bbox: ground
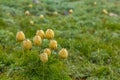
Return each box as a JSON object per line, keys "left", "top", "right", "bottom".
{"left": 0, "top": 0, "right": 120, "bottom": 80}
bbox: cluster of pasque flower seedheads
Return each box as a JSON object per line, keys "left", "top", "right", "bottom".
{"left": 25, "top": 7, "right": 73, "bottom": 20}
{"left": 16, "top": 29, "right": 68, "bottom": 63}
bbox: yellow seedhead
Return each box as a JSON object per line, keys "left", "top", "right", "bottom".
{"left": 39, "top": 15, "right": 44, "bottom": 19}
{"left": 69, "top": 9, "right": 73, "bottom": 14}
{"left": 53, "top": 11, "right": 58, "bottom": 15}
{"left": 93, "top": 2, "right": 97, "bottom": 6}
{"left": 30, "top": 20, "right": 34, "bottom": 25}
{"left": 44, "top": 48, "right": 51, "bottom": 56}
{"left": 40, "top": 53, "right": 48, "bottom": 63}
{"left": 16, "top": 31, "right": 25, "bottom": 42}
{"left": 59, "top": 48, "right": 68, "bottom": 59}
{"left": 33, "top": 36, "right": 42, "bottom": 46}
{"left": 36, "top": 30, "right": 45, "bottom": 39}
{"left": 45, "top": 29, "right": 54, "bottom": 39}
{"left": 28, "top": 4, "right": 33, "bottom": 8}
{"left": 23, "top": 39, "right": 32, "bottom": 50}
{"left": 25, "top": 10, "right": 30, "bottom": 15}
{"left": 49, "top": 40, "right": 57, "bottom": 50}
{"left": 102, "top": 9, "right": 108, "bottom": 15}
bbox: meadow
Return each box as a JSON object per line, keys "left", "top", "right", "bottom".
{"left": 0, "top": 0, "right": 120, "bottom": 80}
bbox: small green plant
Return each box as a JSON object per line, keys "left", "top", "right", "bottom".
{"left": 13, "top": 29, "right": 71, "bottom": 80}
{"left": 0, "top": 30, "right": 14, "bottom": 49}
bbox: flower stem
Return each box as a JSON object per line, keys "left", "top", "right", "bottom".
{"left": 21, "top": 42, "right": 24, "bottom": 59}
{"left": 43, "top": 62, "right": 44, "bottom": 80}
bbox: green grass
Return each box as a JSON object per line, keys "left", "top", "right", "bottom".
{"left": 0, "top": 0, "right": 120, "bottom": 80}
